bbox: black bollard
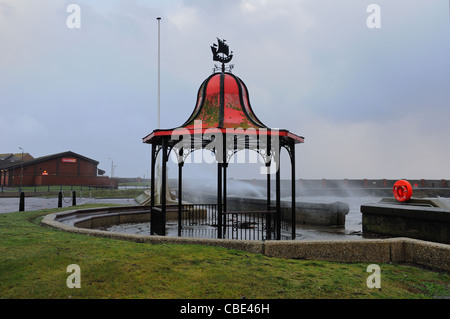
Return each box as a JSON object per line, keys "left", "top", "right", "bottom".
{"left": 72, "top": 191, "right": 76, "bottom": 206}
{"left": 58, "top": 191, "right": 63, "bottom": 208}
{"left": 19, "top": 192, "right": 25, "bottom": 212}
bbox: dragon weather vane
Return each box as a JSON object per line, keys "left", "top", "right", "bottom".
{"left": 211, "top": 38, "right": 234, "bottom": 73}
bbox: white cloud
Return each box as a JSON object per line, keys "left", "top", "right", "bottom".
{"left": 167, "top": 5, "right": 199, "bottom": 32}
{"left": 0, "top": 116, "right": 49, "bottom": 149}
{"left": 299, "top": 109, "right": 450, "bottom": 179}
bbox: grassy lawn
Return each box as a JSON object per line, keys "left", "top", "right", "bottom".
{"left": 0, "top": 205, "right": 449, "bottom": 299}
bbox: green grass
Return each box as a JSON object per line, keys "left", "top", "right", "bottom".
{"left": 0, "top": 205, "right": 449, "bottom": 299}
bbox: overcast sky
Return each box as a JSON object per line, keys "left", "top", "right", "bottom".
{"left": 1, "top": 0, "right": 449, "bottom": 180}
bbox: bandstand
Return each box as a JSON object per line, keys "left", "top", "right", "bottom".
{"left": 142, "top": 39, "right": 304, "bottom": 240}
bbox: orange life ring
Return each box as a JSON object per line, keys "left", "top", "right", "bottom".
{"left": 393, "top": 180, "right": 412, "bottom": 202}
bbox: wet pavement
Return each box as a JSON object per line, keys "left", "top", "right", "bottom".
{"left": 0, "top": 197, "right": 136, "bottom": 214}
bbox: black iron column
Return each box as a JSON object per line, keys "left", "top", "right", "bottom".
{"left": 150, "top": 143, "right": 156, "bottom": 208}
{"left": 276, "top": 148, "right": 281, "bottom": 240}
{"left": 223, "top": 163, "right": 227, "bottom": 213}
{"left": 222, "top": 162, "right": 228, "bottom": 237}
{"left": 150, "top": 142, "right": 157, "bottom": 235}
{"left": 266, "top": 134, "right": 272, "bottom": 240}
{"left": 266, "top": 166, "right": 271, "bottom": 210}
{"left": 291, "top": 142, "right": 296, "bottom": 240}
{"left": 161, "top": 137, "right": 168, "bottom": 236}
{"left": 218, "top": 71, "right": 225, "bottom": 128}
{"left": 178, "top": 160, "right": 183, "bottom": 237}
{"left": 222, "top": 136, "right": 227, "bottom": 237}
{"left": 217, "top": 57, "right": 225, "bottom": 239}
{"left": 217, "top": 161, "right": 223, "bottom": 239}
{"left": 266, "top": 161, "right": 271, "bottom": 240}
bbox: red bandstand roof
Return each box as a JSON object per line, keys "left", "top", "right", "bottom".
{"left": 143, "top": 71, "right": 304, "bottom": 145}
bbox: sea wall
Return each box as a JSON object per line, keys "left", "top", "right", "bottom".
{"left": 168, "top": 178, "right": 450, "bottom": 198}
{"left": 361, "top": 198, "right": 450, "bottom": 244}
{"left": 182, "top": 191, "right": 349, "bottom": 226}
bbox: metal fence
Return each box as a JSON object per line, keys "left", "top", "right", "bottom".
{"left": 180, "top": 204, "right": 218, "bottom": 228}
{"left": 174, "top": 203, "right": 293, "bottom": 240}
{"left": 0, "top": 185, "right": 115, "bottom": 193}
{"left": 223, "top": 211, "right": 277, "bottom": 240}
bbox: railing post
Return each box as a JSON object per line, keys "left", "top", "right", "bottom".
{"left": 19, "top": 192, "right": 25, "bottom": 211}
{"left": 58, "top": 191, "right": 63, "bottom": 208}
{"left": 72, "top": 191, "right": 76, "bottom": 206}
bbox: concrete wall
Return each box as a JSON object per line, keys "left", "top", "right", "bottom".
{"left": 42, "top": 209, "right": 450, "bottom": 272}
{"left": 167, "top": 178, "right": 450, "bottom": 198}
{"left": 361, "top": 198, "right": 450, "bottom": 244}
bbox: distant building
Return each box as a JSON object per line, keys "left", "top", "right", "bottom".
{"left": 0, "top": 151, "right": 117, "bottom": 188}
{"left": 0, "top": 153, "right": 34, "bottom": 165}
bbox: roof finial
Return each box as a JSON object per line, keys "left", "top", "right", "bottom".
{"left": 211, "top": 38, "right": 234, "bottom": 73}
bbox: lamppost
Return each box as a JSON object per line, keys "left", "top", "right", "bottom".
{"left": 108, "top": 157, "right": 114, "bottom": 178}
{"left": 107, "top": 157, "right": 114, "bottom": 189}
{"left": 157, "top": 17, "right": 161, "bottom": 129}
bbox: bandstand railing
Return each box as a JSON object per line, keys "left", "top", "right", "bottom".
{"left": 160, "top": 203, "right": 293, "bottom": 240}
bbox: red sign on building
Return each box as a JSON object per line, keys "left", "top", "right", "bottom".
{"left": 62, "top": 158, "right": 77, "bottom": 163}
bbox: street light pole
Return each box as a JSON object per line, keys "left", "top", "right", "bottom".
{"left": 108, "top": 157, "right": 114, "bottom": 178}
{"left": 157, "top": 17, "right": 161, "bottom": 129}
